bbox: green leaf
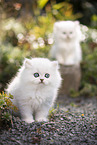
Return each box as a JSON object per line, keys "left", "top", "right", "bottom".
{"left": 38, "top": 0, "right": 49, "bottom": 9}
{"left": 9, "top": 94, "right": 14, "bottom": 99}
{"left": 0, "top": 99, "right": 5, "bottom": 107}
{"left": 52, "top": 2, "right": 64, "bottom": 10}
{"left": 92, "top": 15, "right": 97, "bottom": 21}
{"left": 2, "top": 112, "right": 11, "bottom": 120}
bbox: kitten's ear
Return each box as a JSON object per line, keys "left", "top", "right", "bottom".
{"left": 54, "top": 22, "right": 60, "bottom": 31}
{"left": 75, "top": 21, "right": 80, "bottom": 25}
{"left": 24, "top": 58, "right": 32, "bottom": 68}
{"left": 52, "top": 61, "right": 59, "bottom": 69}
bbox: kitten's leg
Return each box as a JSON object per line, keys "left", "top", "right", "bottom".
{"left": 64, "top": 55, "right": 75, "bottom": 65}
{"left": 19, "top": 104, "right": 34, "bottom": 123}
{"left": 56, "top": 54, "right": 65, "bottom": 65}
{"left": 35, "top": 104, "right": 50, "bottom": 122}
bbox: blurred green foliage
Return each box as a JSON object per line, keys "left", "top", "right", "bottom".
{"left": 80, "top": 41, "right": 97, "bottom": 97}
{"left": 0, "top": 0, "right": 97, "bottom": 97}
{"left": 0, "top": 92, "right": 18, "bottom": 129}
{"left": 0, "top": 44, "right": 29, "bottom": 91}
{"left": 0, "top": 0, "right": 97, "bottom": 130}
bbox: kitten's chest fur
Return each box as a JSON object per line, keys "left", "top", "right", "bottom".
{"left": 23, "top": 84, "right": 52, "bottom": 103}
{"left": 23, "top": 85, "right": 52, "bottom": 110}
{"left": 56, "top": 40, "right": 76, "bottom": 52}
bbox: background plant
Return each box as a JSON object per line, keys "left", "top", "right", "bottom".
{"left": 0, "top": 92, "right": 18, "bottom": 129}
{"left": 0, "top": 1, "right": 97, "bottom": 95}
{"left": 0, "top": 0, "right": 97, "bottom": 130}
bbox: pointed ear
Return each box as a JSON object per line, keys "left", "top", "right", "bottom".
{"left": 54, "top": 22, "right": 60, "bottom": 32}
{"left": 52, "top": 61, "right": 59, "bottom": 69}
{"left": 24, "top": 58, "right": 32, "bottom": 68}
{"left": 75, "top": 21, "right": 80, "bottom": 26}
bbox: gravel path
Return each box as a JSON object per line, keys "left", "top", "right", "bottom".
{"left": 0, "top": 96, "right": 97, "bottom": 145}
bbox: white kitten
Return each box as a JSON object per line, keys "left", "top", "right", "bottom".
{"left": 50, "top": 21, "right": 82, "bottom": 65}
{"left": 6, "top": 58, "right": 62, "bottom": 123}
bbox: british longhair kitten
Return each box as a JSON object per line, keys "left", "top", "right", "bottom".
{"left": 6, "top": 58, "right": 62, "bottom": 123}
{"left": 50, "top": 21, "right": 82, "bottom": 65}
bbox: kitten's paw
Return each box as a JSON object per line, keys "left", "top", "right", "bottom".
{"left": 36, "top": 117, "right": 48, "bottom": 122}
{"left": 64, "top": 60, "right": 75, "bottom": 66}
{"left": 22, "top": 118, "right": 34, "bottom": 123}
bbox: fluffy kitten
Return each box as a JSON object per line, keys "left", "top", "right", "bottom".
{"left": 6, "top": 58, "right": 62, "bottom": 123}
{"left": 50, "top": 21, "right": 82, "bottom": 65}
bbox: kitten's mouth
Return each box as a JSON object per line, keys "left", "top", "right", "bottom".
{"left": 39, "top": 82, "right": 44, "bottom": 84}
{"left": 39, "top": 81, "right": 45, "bottom": 84}
{"left": 39, "top": 82, "right": 45, "bottom": 86}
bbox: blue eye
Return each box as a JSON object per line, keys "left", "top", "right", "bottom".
{"left": 63, "top": 32, "right": 66, "bottom": 34}
{"left": 45, "top": 73, "right": 50, "bottom": 78}
{"left": 70, "top": 32, "right": 73, "bottom": 34}
{"left": 34, "top": 73, "right": 39, "bottom": 78}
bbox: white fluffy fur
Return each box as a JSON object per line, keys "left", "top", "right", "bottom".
{"left": 6, "top": 58, "right": 62, "bottom": 123}
{"left": 50, "top": 21, "right": 82, "bottom": 65}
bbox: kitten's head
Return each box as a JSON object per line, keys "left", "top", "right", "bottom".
{"left": 54, "top": 21, "right": 82, "bottom": 41}
{"left": 21, "top": 58, "right": 61, "bottom": 86}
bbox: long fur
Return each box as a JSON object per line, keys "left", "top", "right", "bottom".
{"left": 6, "top": 58, "right": 62, "bottom": 123}
{"left": 50, "top": 21, "right": 82, "bottom": 65}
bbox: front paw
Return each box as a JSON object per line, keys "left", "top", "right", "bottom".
{"left": 22, "top": 118, "right": 34, "bottom": 123}
{"left": 36, "top": 117, "right": 48, "bottom": 122}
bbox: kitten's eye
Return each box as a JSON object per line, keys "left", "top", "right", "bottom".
{"left": 45, "top": 73, "right": 50, "bottom": 78}
{"left": 63, "top": 32, "right": 66, "bottom": 34}
{"left": 70, "top": 32, "right": 73, "bottom": 34}
{"left": 34, "top": 73, "right": 39, "bottom": 78}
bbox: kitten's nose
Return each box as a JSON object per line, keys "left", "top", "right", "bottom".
{"left": 40, "top": 79, "right": 44, "bottom": 83}
{"left": 67, "top": 35, "right": 69, "bottom": 38}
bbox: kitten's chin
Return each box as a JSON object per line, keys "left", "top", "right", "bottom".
{"left": 39, "top": 82, "right": 45, "bottom": 85}
{"left": 32, "top": 81, "right": 49, "bottom": 86}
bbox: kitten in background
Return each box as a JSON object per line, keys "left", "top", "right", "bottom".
{"left": 50, "top": 21, "right": 82, "bottom": 66}
{"left": 6, "top": 58, "right": 62, "bottom": 123}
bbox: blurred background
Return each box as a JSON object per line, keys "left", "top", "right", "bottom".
{"left": 0, "top": 0, "right": 97, "bottom": 97}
